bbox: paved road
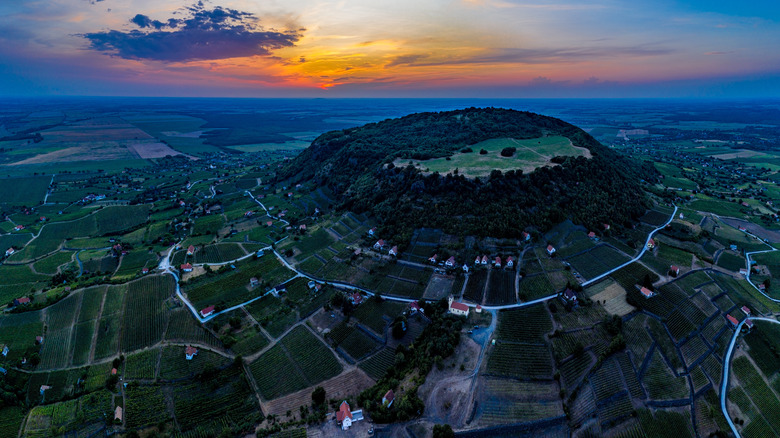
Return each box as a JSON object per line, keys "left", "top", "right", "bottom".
{"left": 581, "top": 205, "right": 678, "bottom": 287}
{"left": 721, "top": 316, "right": 780, "bottom": 438}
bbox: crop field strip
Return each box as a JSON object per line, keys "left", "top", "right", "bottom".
{"left": 121, "top": 275, "right": 175, "bottom": 352}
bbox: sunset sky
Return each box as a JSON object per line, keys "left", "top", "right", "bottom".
{"left": 1, "top": 0, "right": 779, "bottom": 97}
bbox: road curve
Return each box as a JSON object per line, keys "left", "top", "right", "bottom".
{"left": 720, "top": 316, "right": 780, "bottom": 438}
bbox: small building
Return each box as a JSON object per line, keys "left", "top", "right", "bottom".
{"left": 669, "top": 265, "right": 680, "bottom": 277}
{"left": 382, "top": 389, "right": 395, "bottom": 407}
{"left": 758, "top": 283, "right": 766, "bottom": 291}
{"left": 409, "top": 301, "right": 421, "bottom": 314}
{"left": 35, "top": 336, "right": 44, "bottom": 345}
{"left": 187, "top": 245, "right": 195, "bottom": 255}
{"left": 726, "top": 314, "right": 740, "bottom": 328}
{"left": 256, "top": 249, "right": 265, "bottom": 257}
{"left": 741, "top": 306, "right": 751, "bottom": 316}
{"left": 647, "top": 239, "right": 655, "bottom": 249}
{"left": 547, "top": 245, "right": 556, "bottom": 256}
{"left": 475, "top": 304, "right": 482, "bottom": 313}
{"left": 560, "top": 288, "right": 578, "bottom": 306}
{"left": 200, "top": 305, "right": 215, "bottom": 318}
{"left": 336, "top": 401, "right": 363, "bottom": 430}
{"left": 448, "top": 296, "right": 470, "bottom": 317}
{"left": 308, "top": 280, "right": 316, "bottom": 289}
{"left": 13, "top": 297, "right": 31, "bottom": 306}
{"left": 730, "top": 244, "right": 738, "bottom": 251}
{"left": 4, "top": 248, "right": 14, "bottom": 257}
{"left": 462, "top": 264, "right": 470, "bottom": 273}
{"left": 506, "top": 256, "right": 514, "bottom": 268}
{"left": 739, "top": 268, "right": 748, "bottom": 275}
{"left": 738, "top": 226, "right": 747, "bottom": 232}
{"left": 185, "top": 346, "right": 198, "bottom": 360}
{"left": 522, "top": 231, "right": 531, "bottom": 241}
{"left": 640, "top": 287, "right": 655, "bottom": 299}
{"left": 389, "top": 246, "right": 398, "bottom": 257}
{"left": 494, "top": 256, "right": 501, "bottom": 268}
{"left": 588, "top": 231, "right": 597, "bottom": 240}
{"left": 481, "top": 255, "right": 488, "bottom": 265}
{"left": 250, "top": 277, "right": 259, "bottom": 287}
{"left": 141, "top": 267, "right": 149, "bottom": 275}
{"left": 266, "top": 221, "right": 273, "bottom": 226}
{"left": 603, "top": 224, "right": 611, "bottom": 231}
{"left": 180, "top": 263, "right": 193, "bottom": 272}
{"left": 114, "top": 406, "right": 123, "bottom": 423}
{"left": 474, "top": 255, "right": 481, "bottom": 265}
{"left": 0, "top": 367, "right": 7, "bottom": 375}
{"left": 40, "top": 385, "right": 51, "bottom": 395}
{"left": 428, "top": 254, "right": 438, "bottom": 264}
{"left": 744, "top": 318, "right": 755, "bottom": 332}
{"left": 244, "top": 211, "right": 254, "bottom": 218}
{"left": 39, "top": 216, "right": 47, "bottom": 222}
{"left": 1, "top": 345, "right": 8, "bottom": 356}
{"left": 349, "top": 292, "right": 364, "bottom": 306}
{"left": 13, "top": 225, "right": 25, "bottom": 231}
{"left": 445, "top": 256, "right": 456, "bottom": 267}
{"left": 373, "top": 239, "right": 386, "bottom": 250}
{"left": 368, "top": 227, "right": 377, "bottom": 236}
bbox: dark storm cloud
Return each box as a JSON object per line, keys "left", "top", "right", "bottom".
{"left": 82, "top": 2, "right": 301, "bottom": 62}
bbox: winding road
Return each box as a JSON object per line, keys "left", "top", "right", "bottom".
{"left": 720, "top": 316, "right": 780, "bottom": 438}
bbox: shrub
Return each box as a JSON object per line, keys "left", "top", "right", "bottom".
{"left": 500, "top": 147, "right": 516, "bottom": 157}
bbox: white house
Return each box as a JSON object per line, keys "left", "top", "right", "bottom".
{"left": 373, "top": 239, "right": 386, "bottom": 250}
{"left": 547, "top": 245, "right": 556, "bottom": 256}
{"left": 389, "top": 246, "right": 398, "bottom": 256}
{"left": 445, "top": 256, "right": 456, "bottom": 267}
{"left": 336, "top": 401, "right": 363, "bottom": 430}
{"left": 506, "top": 256, "right": 514, "bottom": 268}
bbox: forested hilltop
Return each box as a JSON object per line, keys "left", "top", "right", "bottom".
{"left": 279, "top": 107, "right": 658, "bottom": 241}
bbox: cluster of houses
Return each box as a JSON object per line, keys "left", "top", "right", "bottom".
{"left": 726, "top": 305, "right": 755, "bottom": 332}
{"left": 472, "top": 255, "right": 515, "bottom": 269}
{"left": 78, "top": 193, "right": 106, "bottom": 205}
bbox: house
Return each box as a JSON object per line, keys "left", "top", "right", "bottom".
{"left": 35, "top": 336, "right": 44, "bottom": 345}
{"left": 374, "top": 239, "right": 386, "bottom": 250}
{"left": 481, "top": 255, "right": 488, "bottom": 265}
{"left": 603, "top": 224, "right": 611, "bottom": 231}
{"left": 744, "top": 318, "right": 755, "bottom": 332}
{"left": 14, "top": 297, "right": 31, "bottom": 306}
{"left": 244, "top": 211, "right": 254, "bottom": 218}
{"left": 462, "top": 264, "right": 470, "bottom": 273}
{"left": 758, "top": 283, "right": 766, "bottom": 291}
{"left": 382, "top": 389, "right": 395, "bottom": 407}
{"left": 738, "top": 226, "right": 747, "bottom": 232}
{"left": 308, "top": 280, "right": 316, "bottom": 289}
{"left": 200, "top": 305, "right": 215, "bottom": 318}
{"left": 287, "top": 192, "right": 293, "bottom": 198}
{"left": 266, "top": 221, "right": 273, "bottom": 226}
{"left": 494, "top": 256, "right": 501, "bottom": 268}
{"left": 187, "top": 245, "right": 195, "bottom": 256}
{"left": 726, "top": 314, "right": 740, "bottom": 328}
{"left": 336, "top": 401, "right": 363, "bottom": 430}
{"left": 13, "top": 225, "right": 24, "bottom": 231}
{"left": 522, "top": 231, "right": 531, "bottom": 241}
{"left": 588, "top": 231, "right": 597, "bottom": 240}
{"left": 669, "top": 265, "right": 680, "bottom": 277}
{"left": 741, "top": 202, "right": 750, "bottom": 207}
{"left": 250, "top": 277, "right": 259, "bottom": 287}
{"left": 741, "top": 306, "right": 751, "bottom": 316}
{"left": 646, "top": 238, "right": 656, "bottom": 249}
{"left": 1, "top": 345, "right": 8, "bottom": 356}
{"left": 560, "top": 288, "right": 578, "bottom": 306}
{"left": 730, "top": 244, "right": 738, "bottom": 251}
{"left": 506, "top": 256, "right": 514, "bottom": 268}
{"left": 409, "top": 301, "right": 421, "bottom": 314}
{"left": 39, "top": 385, "right": 51, "bottom": 395}
{"left": 4, "top": 248, "right": 14, "bottom": 257}
{"left": 114, "top": 406, "right": 123, "bottom": 423}
{"left": 739, "top": 268, "right": 748, "bottom": 275}
{"left": 185, "top": 346, "right": 198, "bottom": 360}
{"left": 474, "top": 255, "right": 481, "bottom": 265}
{"left": 180, "top": 263, "right": 193, "bottom": 272}
{"left": 111, "top": 368, "right": 117, "bottom": 375}
{"left": 429, "top": 254, "right": 438, "bottom": 264}
{"left": 256, "top": 250, "right": 265, "bottom": 257}
{"left": 389, "top": 246, "right": 398, "bottom": 257}
{"left": 368, "top": 227, "right": 377, "bottom": 236}
{"left": 141, "top": 267, "right": 149, "bottom": 275}
{"left": 640, "top": 287, "right": 655, "bottom": 299}
{"left": 178, "top": 200, "right": 186, "bottom": 207}
{"left": 547, "top": 245, "right": 556, "bottom": 256}
{"left": 299, "top": 224, "right": 307, "bottom": 231}
{"left": 349, "top": 292, "right": 364, "bottom": 306}
{"left": 445, "top": 256, "right": 456, "bottom": 267}
{"left": 448, "top": 296, "right": 470, "bottom": 316}
{"left": 476, "top": 304, "right": 482, "bottom": 313}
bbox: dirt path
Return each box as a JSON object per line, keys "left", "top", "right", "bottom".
{"left": 87, "top": 288, "right": 108, "bottom": 363}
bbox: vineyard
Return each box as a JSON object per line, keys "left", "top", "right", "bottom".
{"left": 496, "top": 304, "right": 552, "bottom": 342}
{"left": 732, "top": 356, "right": 780, "bottom": 435}
{"left": 249, "top": 344, "right": 309, "bottom": 400}
{"left": 358, "top": 347, "right": 396, "bottom": 380}
{"left": 125, "top": 384, "right": 169, "bottom": 428}
{"left": 121, "top": 275, "right": 174, "bottom": 352}
{"left": 485, "top": 270, "right": 516, "bottom": 305}
{"left": 159, "top": 346, "right": 231, "bottom": 381}
{"left": 165, "top": 307, "right": 222, "bottom": 349}
{"left": 190, "top": 243, "right": 248, "bottom": 264}
{"left": 125, "top": 348, "right": 160, "bottom": 379}
{"left": 351, "top": 298, "right": 405, "bottom": 334}
{"left": 486, "top": 343, "right": 553, "bottom": 379}
{"left": 328, "top": 323, "right": 381, "bottom": 361}
{"left": 463, "top": 270, "right": 487, "bottom": 303}
{"left": 518, "top": 273, "right": 555, "bottom": 301}
{"left": 280, "top": 326, "right": 343, "bottom": 384}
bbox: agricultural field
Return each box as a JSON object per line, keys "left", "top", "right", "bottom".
{"left": 485, "top": 270, "right": 516, "bottom": 305}
{"left": 0, "top": 175, "right": 51, "bottom": 206}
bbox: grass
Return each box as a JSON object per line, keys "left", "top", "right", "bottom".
{"left": 393, "top": 136, "right": 589, "bottom": 178}
{"left": 716, "top": 252, "right": 746, "bottom": 271}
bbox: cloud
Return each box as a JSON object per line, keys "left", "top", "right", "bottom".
{"left": 82, "top": 2, "right": 301, "bottom": 62}
{"left": 385, "top": 54, "right": 429, "bottom": 68}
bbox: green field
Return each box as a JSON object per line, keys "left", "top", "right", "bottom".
{"left": 393, "top": 136, "right": 589, "bottom": 178}
{"left": 0, "top": 175, "right": 51, "bottom": 206}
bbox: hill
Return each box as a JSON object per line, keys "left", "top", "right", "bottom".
{"left": 280, "top": 107, "right": 658, "bottom": 241}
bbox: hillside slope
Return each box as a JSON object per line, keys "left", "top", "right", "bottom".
{"left": 279, "top": 107, "right": 657, "bottom": 241}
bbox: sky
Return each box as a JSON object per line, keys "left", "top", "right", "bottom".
{"left": 1, "top": 0, "right": 779, "bottom": 98}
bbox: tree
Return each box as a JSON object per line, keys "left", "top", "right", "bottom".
{"left": 433, "top": 424, "right": 454, "bottom": 438}
{"left": 312, "top": 386, "right": 326, "bottom": 406}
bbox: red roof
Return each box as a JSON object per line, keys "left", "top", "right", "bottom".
{"left": 741, "top": 306, "right": 751, "bottom": 315}
{"left": 648, "top": 238, "right": 655, "bottom": 246}
{"left": 111, "top": 368, "right": 117, "bottom": 375}
{"left": 547, "top": 245, "right": 555, "bottom": 252}
{"left": 15, "top": 297, "right": 31, "bottom": 304}
{"left": 670, "top": 265, "right": 679, "bottom": 273}
{"left": 745, "top": 319, "right": 754, "bottom": 328}
{"left": 640, "top": 287, "right": 654, "bottom": 298}
{"left": 376, "top": 239, "right": 386, "bottom": 247}
{"left": 337, "top": 401, "right": 353, "bottom": 422}
{"left": 588, "top": 231, "right": 596, "bottom": 238}
{"left": 180, "top": 263, "right": 192, "bottom": 270}
{"left": 450, "top": 301, "right": 469, "bottom": 312}
{"left": 185, "top": 346, "right": 198, "bottom": 355}
{"left": 200, "top": 305, "right": 215, "bottom": 317}
{"left": 726, "top": 314, "right": 739, "bottom": 326}
{"left": 495, "top": 257, "right": 501, "bottom": 264}
{"left": 187, "top": 245, "right": 195, "bottom": 253}
{"left": 446, "top": 256, "right": 455, "bottom": 264}
{"left": 409, "top": 301, "right": 421, "bottom": 310}
{"left": 383, "top": 389, "right": 395, "bottom": 404}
